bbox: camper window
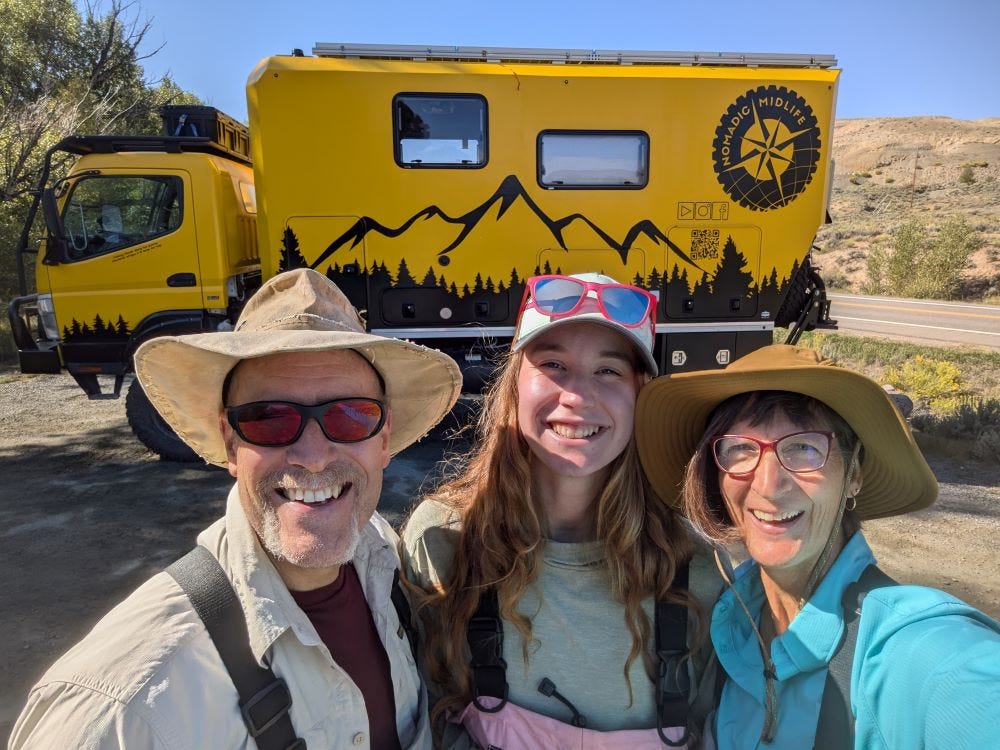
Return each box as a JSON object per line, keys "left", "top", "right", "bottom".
{"left": 393, "top": 93, "right": 487, "bottom": 168}
{"left": 537, "top": 131, "right": 649, "bottom": 188}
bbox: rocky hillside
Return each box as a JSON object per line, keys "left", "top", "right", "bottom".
{"left": 813, "top": 117, "right": 1000, "bottom": 297}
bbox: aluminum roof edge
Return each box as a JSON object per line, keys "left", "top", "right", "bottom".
{"left": 312, "top": 43, "right": 837, "bottom": 68}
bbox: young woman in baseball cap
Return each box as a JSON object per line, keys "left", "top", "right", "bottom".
{"left": 403, "top": 273, "right": 720, "bottom": 748}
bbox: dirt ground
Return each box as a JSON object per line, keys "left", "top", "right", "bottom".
{"left": 1, "top": 369, "right": 998, "bottom": 744}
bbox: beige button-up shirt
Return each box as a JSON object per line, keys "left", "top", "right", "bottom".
{"left": 9, "top": 485, "right": 431, "bottom": 749}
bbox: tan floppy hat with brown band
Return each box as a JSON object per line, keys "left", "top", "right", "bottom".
{"left": 134, "top": 268, "right": 462, "bottom": 466}
{"left": 635, "top": 344, "right": 937, "bottom": 520}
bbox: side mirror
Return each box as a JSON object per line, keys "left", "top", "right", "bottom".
{"left": 41, "top": 188, "right": 68, "bottom": 265}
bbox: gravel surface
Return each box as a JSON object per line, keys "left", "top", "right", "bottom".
{"left": 1, "top": 368, "right": 997, "bottom": 743}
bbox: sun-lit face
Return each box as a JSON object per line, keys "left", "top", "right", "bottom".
{"left": 222, "top": 349, "right": 390, "bottom": 590}
{"left": 516, "top": 322, "right": 644, "bottom": 492}
{"left": 718, "top": 411, "right": 860, "bottom": 584}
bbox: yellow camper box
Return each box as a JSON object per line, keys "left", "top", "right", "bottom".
{"left": 250, "top": 45, "right": 840, "bottom": 375}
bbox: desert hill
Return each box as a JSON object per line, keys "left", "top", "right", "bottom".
{"left": 813, "top": 117, "right": 1000, "bottom": 297}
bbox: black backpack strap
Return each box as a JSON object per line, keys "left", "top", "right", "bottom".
{"left": 391, "top": 568, "right": 418, "bottom": 658}
{"left": 655, "top": 562, "right": 691, "bottom": 747}
{"left": 466, "top": 587, "right": 508, "bottom": 712}
{"left": 813, "top": 564, "right": 897, "bottom": 750}
{"left": 166, "top": 546, "right": 306, "bottom": 750}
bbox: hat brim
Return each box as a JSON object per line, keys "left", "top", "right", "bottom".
{"left": 514, "top": 315, "right": 658, "bottom": 375}
{"left": 635, "top": 360, "right": 937, "bottom": 520}
{"left": 135, "top": 329, "right": 461, "bottom": 466}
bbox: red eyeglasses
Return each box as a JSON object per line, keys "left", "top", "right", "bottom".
{"left": 519, "top": 274, "right": 656, "bottom": 331}
{"left": 226, "top": 398, "right": 386, "bottom": 447}
{"left": 712, "top": 431, "right": 835, "bottom": 477}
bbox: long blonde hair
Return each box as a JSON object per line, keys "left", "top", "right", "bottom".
{"left": 412, "top": 349, "right": 698, "bottom": 717}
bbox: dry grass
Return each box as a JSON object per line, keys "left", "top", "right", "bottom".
{"left": 814, "top": 117, "right": 1000, "bottom": 299}
{"left": 793, "top": 329, "right": 1000, "bottom": 400}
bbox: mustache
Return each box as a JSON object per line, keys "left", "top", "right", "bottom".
{"left": 258, "top": 464, "right": 364, "bottom": 494}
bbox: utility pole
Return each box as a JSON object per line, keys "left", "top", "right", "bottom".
{"left": 909, "top": 149, "right": 920, "bottom": 210}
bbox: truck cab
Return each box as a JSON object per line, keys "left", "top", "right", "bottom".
{"left": 9, "top": 107, "right": 260, "bottom": 459}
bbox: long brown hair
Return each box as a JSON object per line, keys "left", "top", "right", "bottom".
{"left": 412, "top": 349, "right": 697, "bottom": 717}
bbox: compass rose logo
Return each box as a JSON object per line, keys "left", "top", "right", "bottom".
{"left": 712, "top": 85, "right": 821, "bottom": 211}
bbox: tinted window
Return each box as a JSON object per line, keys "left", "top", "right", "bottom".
{"left": 62, "top": 175, "right": 183, "bottom": 260}
{"left": 394, "top": 94, "right": 487, "bottom": 168}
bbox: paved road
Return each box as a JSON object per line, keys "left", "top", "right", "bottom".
{"left": 828, "top": 294, "right": 1000, "bottom": 349}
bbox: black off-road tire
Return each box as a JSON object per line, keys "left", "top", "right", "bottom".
{"left": 125, "top": 378, "right": 200, "bottom": 462}
{"left": 775, "top": 257, "right": 815, "bottom": 328}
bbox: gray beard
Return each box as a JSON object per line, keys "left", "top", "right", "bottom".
{"left": 258, "top": 504, "right": 361, "bottom": 569}
{"left": 254, "top": 464, "right": 365, "bottom": 569}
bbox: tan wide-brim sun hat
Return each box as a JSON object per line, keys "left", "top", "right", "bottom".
{"left": 635, "top": 344, "right": 937, "bottom": 520}
{"left": 134, "top": 268, "right": 462, "bottom": 466}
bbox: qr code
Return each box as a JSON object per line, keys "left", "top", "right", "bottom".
{"left": 690, "top": 229, "right": 720, "bottom": 261}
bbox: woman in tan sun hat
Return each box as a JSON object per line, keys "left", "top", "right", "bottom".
{"left": 401, "top": 273, "right": 722, "bottom": 748}
{"left": 635, "top": 343, "right": 1000, "bottom": 749}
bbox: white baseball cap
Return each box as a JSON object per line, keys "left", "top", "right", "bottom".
{"left": 512, "top": 272, "right": 658, "bottom": 375}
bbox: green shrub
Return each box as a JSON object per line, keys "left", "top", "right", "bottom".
{"left": 863, "top": 218, "right": 980, "bottom": 299}
{"left": 822, "top": 269, "right": 850, "bottom": 290}
{"left": 911, "top": 398, "right": 1000, "bottom": 461}
{"left": 976, "top": 429, "right": 1000, "bottom": 462}
{"left": 885, "top": 355, "right": 967, "bottom": 412}
{"left": 0, "top": 317, "right": 17, "bottom": 366}
{"left": 959, "top": 165, "right": 975, "bottom": 184}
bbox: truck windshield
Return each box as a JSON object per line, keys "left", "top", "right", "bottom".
{"left": 61, "top": 175, "right": 183, "bottom": 260}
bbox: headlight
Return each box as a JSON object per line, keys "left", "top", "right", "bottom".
{"left": 36, "top": 294, "right": 60, "bottom": 340}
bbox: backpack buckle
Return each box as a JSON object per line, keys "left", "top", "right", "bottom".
{"left": 241, "top": 678, "right": 293, "bottom": 738}
{"left": 657, "top": 649, "right": 690, "bottom": 701}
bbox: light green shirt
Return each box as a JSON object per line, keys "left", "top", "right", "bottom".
{"left": 401, "top": 498, "right": 723, "bottom": 733}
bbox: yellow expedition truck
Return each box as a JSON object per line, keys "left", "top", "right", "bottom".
{"left": 10, "top": 44, "right": 840, "bottom": 460}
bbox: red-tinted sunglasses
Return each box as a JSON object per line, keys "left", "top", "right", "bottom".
{"left": 226, "top": 398, "right": 386, "bottom": 447}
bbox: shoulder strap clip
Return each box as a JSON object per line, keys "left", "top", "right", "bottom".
{"left": 467, "top": 588, "right": 509, "bottom": 712}
{"left": 166, "top": 546, "right": 306, "bottom": 750}
{"left": 655, "top": 562, "right": 692, "bottom": 747}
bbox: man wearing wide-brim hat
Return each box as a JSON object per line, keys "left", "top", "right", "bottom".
{"left": 11, "top": 269, "right": 461, "bottom": 749}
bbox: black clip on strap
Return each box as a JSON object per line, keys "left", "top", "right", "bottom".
{"left": 167, "top": 545, "right": 306, "bottom": 750}
{"left": 467, "top": 588, "right": 508, "bottom": 712}
{"left": 655, "top": 562, "right": 691, "bottom": 747}
{"left": 391, "top": 569, "right": 418, "bottom": 658}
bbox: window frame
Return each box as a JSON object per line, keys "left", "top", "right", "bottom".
{"left": 536, "top": 129, "right": 650, "bottom": 190}
{"left": 59, "top": 174, "right": 185, "bottom": 262}
{"left": 392, "top": 92, "right": 489, "bottom": 170}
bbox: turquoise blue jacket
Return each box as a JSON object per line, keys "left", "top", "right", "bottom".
{"left": 711, "top": 532, "right": 1000, "bottom": 749}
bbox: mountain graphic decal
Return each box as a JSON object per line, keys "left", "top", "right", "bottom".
{"left": 309, "top": 175, "right": 707, "bottom": 272}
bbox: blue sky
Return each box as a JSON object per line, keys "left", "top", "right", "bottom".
{"left": 133, "top": 0, "right": 999, "bottom": 124}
